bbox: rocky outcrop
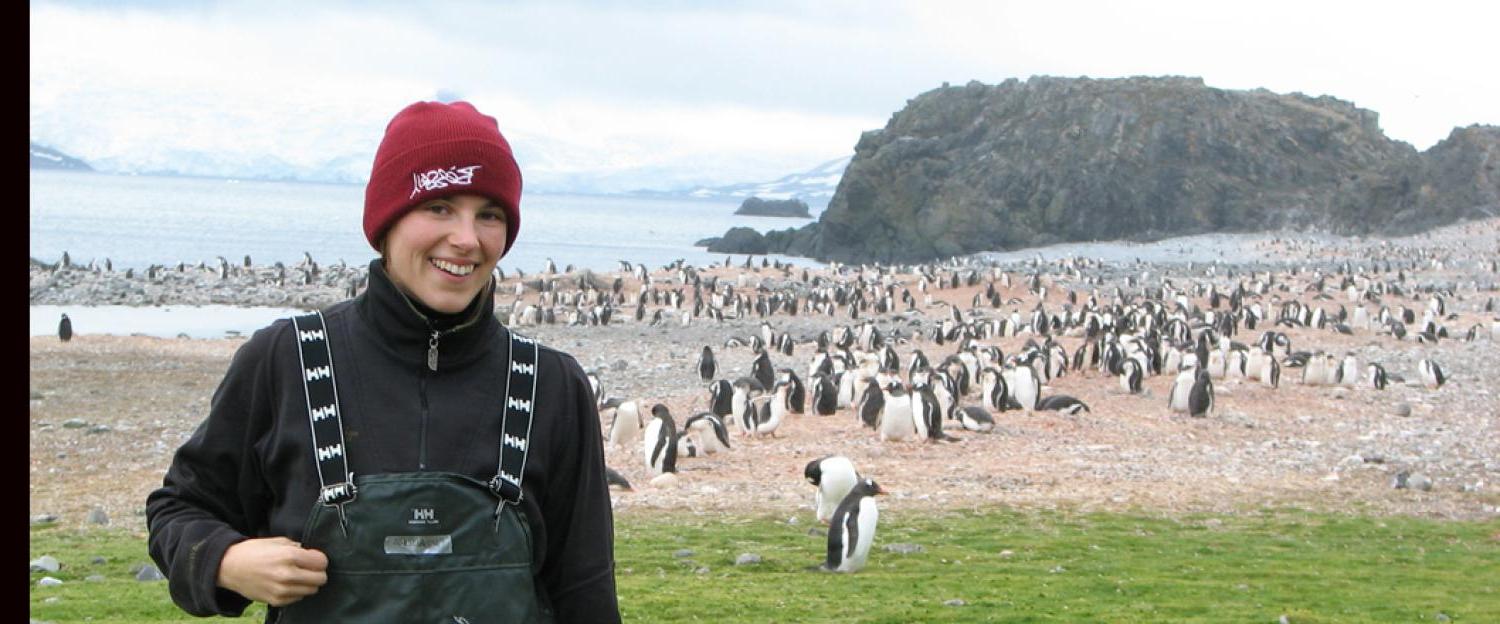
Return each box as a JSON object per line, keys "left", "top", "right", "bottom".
{"left": 30, "top": 142, "right": 93, "bottom": 171}
{"left": 704, "top": 227, "right": 769, "bottom": 254}
{"left": 734, "top": 197, "right": 811, "bottom": 218}
{"left": 733, "top": 76, "right": 1499, "bottom": 263}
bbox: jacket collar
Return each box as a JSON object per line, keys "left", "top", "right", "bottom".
{"left": 356, "top": 258, "right": 502, "bottom": 370}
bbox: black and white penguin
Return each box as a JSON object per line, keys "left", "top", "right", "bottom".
{"left": 752, "top": 351, "right": 775, "bottom": 391}
{"left": 604, "top": 466, "right": 633, "bottom": 490}
{"left": 823, "top": 477, "right": 885, "bottom": 573}
{"left": 750, "top": 382, "right": 790, "bottom": 437}
{"left": 1167, "top": 367, "right": 1196, "bottom": 414}
{"left": 910, "top": 385, "right": 956, "bottom": 442}
{"left": 606, "top": 400, "right": 643, "bottom": 449}
{"left": 1418, "top": 359, "right": 1446, "bottom": 389}
{"left": 708, "top": 379, "right": 734, "bottom": 417}
{"left": 57, "top": 314, "right": 72, "bottom": 342}
{"left": 1366, "top": 362, "right": 1389, "bottom": 390}
{"left": 779, "top": 369, "right": 806, "bottom": 413}
{"left": 804, "top": 455, "right": 859, "bottom": 525}
{"left": 1259, "top": 351, "right": 1281, "bottom": 388}
{"left": 1187, "top": 370, "right": 1214, "bottom": 417}
{"left": 683, "top": 412, "right": 732, "bottom": 455}
{"left": 855, "top": 379, "right": 884, "bottom": 429}
{"left": 729, "top": 377, "right": 763, "bottom": 432}
{"left": 1037, "top": 395, "right": 1091, "bottom": 415}
{"left": 1007, "top": 364, "right": 1040, "bottom": 412}
{"left": 1120, "top": 358, "right": 1144, "bottom": 394}
{"left": 979, "top": 367, "right": 1009, "bottom": 412}
{"left": 642, "top": 403, "right": 678, "bottom": 475}
{"left": 810, "top": 373, "right": 839, "bottom": 416}
{"left": 697, "top": 346, "right": 717, "bottom": 381}
{"left": 957, "top": 405, "right": 996, "bottom": 432}
{"left": 877, "top": 381, "right": 915, "bottom": 441}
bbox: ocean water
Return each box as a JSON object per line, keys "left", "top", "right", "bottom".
{"left": 28, "top": 169, "right": 819, "bottom": 274}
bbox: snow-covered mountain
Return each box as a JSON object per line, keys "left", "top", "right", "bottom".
{"left": 633, "top": 155, "right": 851, "bottom": 210}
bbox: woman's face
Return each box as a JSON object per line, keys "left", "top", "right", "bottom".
{"left": 383, "top": 193, "right": 508, "bottom": 314}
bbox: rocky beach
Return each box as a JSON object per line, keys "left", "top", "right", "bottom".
{"left": 29, "top": 219, "right": 1500, "bottom": 531}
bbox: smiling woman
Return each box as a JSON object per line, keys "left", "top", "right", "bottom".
{"left": 144, "top": 100, "right": 621, "bottom": 624}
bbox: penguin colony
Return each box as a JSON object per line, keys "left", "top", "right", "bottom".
{"left": 552, "top": 231, "right": 1495, "bottom": 572}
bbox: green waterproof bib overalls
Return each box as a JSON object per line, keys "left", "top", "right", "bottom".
{"left": 276, "top": 312, "right": 552, "bottom": 624}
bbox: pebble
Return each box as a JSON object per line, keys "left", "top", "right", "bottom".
{"left": 86, "top": 507, "right": 109, "bottom": 525}
{"left": 133, "top": 562, "right": 165, "bottom": 581}
{"left": 30, "top": 556, "right": 60, "bottom": 572}
{"left": 649, "top": 473, "right": 679, "bottom": 488}
{"left": 883, "top": 543, "right": 925, "bottom": 555}
{"left": 943, "top": 599, "right": 967, "bottom": 607}
{"left": 37, "top": 576, "right": 63, "bottom": 587}
{"left": 673, "top": 549, "right": 695, "bottom": 558}
{"left": 999, "top": 549, "right": 1015, "bottom": 558}
{"left": 694, "top": 566, "right": 711, "bottom": 574}
{"left": 85, "top": 574, "right": 106, "bottom": 582}
{"left": 734, "top": 553, "right": 762, "bottom": 566}
{"left": 87, "top": 425, "right": 113, "bottom": 434}
{"left": 1391, "top": 402, "right": 1412, "bottom": 417}
{"left": 62, "top": 419, "right": 87, "bottom": 429}
{"left": 30, "top": 514, "right": 58, "bottom": 526}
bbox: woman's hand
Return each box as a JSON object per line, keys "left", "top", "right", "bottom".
{"left": 217, "top": 536, "right": 329, "bottom": 607}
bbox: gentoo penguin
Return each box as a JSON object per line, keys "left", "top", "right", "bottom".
{"left": 823, "top": 478, "right": 886, "bottom": 573}
{"left": 752, "top": 351, "right": 775, "bottom": 391}
{"left": 1418, "top": 359, "right": 1446, "bottom": 389}
{"left": 1259, "top": 351, "right": 1281, "bottom": 388}
{"left": 877, "top": 381, "right": 916, "bottom": 441}
{"left": 606, "top": 400, "right": 643, "bottom": 449}
{"left": 804, "top": 455, "right": 859, "bottom": 525}
{"left": 683, "top": 412, "right": 732, "bottom": 455}
{"left": 1338, "top": 353, "right": 1359, "bottom": 387}
{"left": 697, "top": 346, "right": 717, "bottom": 381}
{"left": 708, "top": 379, "right": 734, "bottom": 417}
{"left": 586, "top": 371, "right": 605, "bottom": 408}
{"left": 1366, "top": 362, "right": 1389, "bottom": 390}
{"left": 1008, "top": 364, "right": 1040, "bottom": 412}
{"left": 855, "top": 380, "right": 884, "bottom": 429}
{"left": 729, "top": 378, "right": 763, "bottom": 432}
{"left": 810, "top": 374, "right": 839, "bottom": 416}
{"left": 57, "top": 314, "right": 72, "bottom": 342}
{"left": 910, "top": 385, "right": 956, "bottom": 442}
{"left": 779, "top": 369, "right": 806, "bottom": 413}
{"left": 751, "top": 382, "right": 790, "bottom": 437}
{"left": 1167, "top": 368, "right": 1196, "bottom": 414}
{"left": 604, "top": 466, "right": 633, "bottom": 490}
{"left": 642, "top": 404, "right": 678, "bottom": 475}
{"left": 1037, "top": 395, "right": 1091, "bottom": 414}
{"left": 957, "top": 406, "right": 996, "bottom": 432}
{"left": 979, "top": 367, "right": 1009, "bottom": 411}
{"left": 1187, "top": 370, "right": 1214, "bottom": 417}
{"left": 1120, "top": 358, "right": 1144, "bottom": 394}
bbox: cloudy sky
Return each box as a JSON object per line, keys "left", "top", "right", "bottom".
{"left": 29, "top": 0, "right": 1500, "bottom": 193}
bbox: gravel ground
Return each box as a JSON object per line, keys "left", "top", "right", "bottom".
{"left": 28, "top": 220, "right": 1500, "bottom": 529}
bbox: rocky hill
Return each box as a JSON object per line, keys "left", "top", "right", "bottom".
{"left": 734, "top": 197, "right": 811, "bottom": 218}
{"left": 30, "top": 142, "right": 93, "bottom": 171}
{"left": 717, "top": 76, "right": 1498, "bottom": 263}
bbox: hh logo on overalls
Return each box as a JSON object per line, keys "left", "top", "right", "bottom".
{"left": 409, "top": 507, "right": 439, "bottom": 525}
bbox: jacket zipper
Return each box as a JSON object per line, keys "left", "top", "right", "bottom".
{"left": 418, "top": 358, "right": 430, "bottom": 471}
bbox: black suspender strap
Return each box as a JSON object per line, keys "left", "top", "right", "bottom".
{"left": 490, "top": 330, "right": 539, "bottom": 510}
{"left": 291, "top": 312, "right": 356, "bottom": 533}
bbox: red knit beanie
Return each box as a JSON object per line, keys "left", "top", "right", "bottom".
{"left": 363, "top": 101, "right": 522, "bottom": 256}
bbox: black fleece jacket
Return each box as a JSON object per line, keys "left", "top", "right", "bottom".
{"left": 146, "top": 259, "right": 620, "bottom": 623}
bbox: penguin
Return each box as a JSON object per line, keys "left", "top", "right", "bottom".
{"left": 876, "top": 381, "right": 916, "bottom": 441}
{"left": 752, "top": 350, "right": 775, "bottom": 391}
{"left": 779, "top": 369, "right": 806, "bottom": 413}
{"left": 683, "top": 412, "right": 732, "bottom": 455}
{"left": 1259, "top": 351, "right": 1281, "bottom": 388}
{"left": 1037, "top": 395, "right": 1091, "bottom": 414}
{"left": 822, "top": 478, "right": 885, "bottom": 573}
{"left": 910, "top": 384, "right": 956, "bottom": 442}
{"left": 641, "top": 403, "right": 677, "bottom": 475}
{"left": 1187, "top": 369, "right": 1214, "bottom": 417}
{"left": 604, "top": 466, "right": 633, "bottom": 490}
{"left": 1366, "top": 362, "right": 1389, "bottom": 390}
{"left": 1418, "top": 359, "right": 1446, "bottom": 389}
{"left": 979, "top": 367, "right": 1009, "bottom": 411}
{"left": 57, "top": 314, "right": 73, "bottom": 342}
{"left": 1167, "top": 368, "right": 1196, "bottom": 414}
{"left": 1120, "top": 358, "right": 1144, "bottom": 394}
{"left": 810, "top": 374, "right": 839, "bottom": 416}
{"left": 729, "top": 378, "right": 763, "bottom": 432}
{"left": 1008, "top": 364, "right": 1040, "bottom": 412}
{"left": 708, "top": 379, "right": 734, "bottom": 418}
{"left": 697, "top": 346, "right": 717, "bottom": 381}
{"left": 855, "top": 379, "right": 884, "bottom": 429}
{"left": 804, "top": 455, "right": 859, "bottom": 525}
{"left": 751, "top": 382, "right": 790, "bottom": 437}
{"left": 957, "top": 405, "right": 996, "bottom": 432}
{"left": 606, "top": 400, "right": 643, "bottom": 449}
{"left": 1338, "top": 353, "right": 1359, "bottom": 387}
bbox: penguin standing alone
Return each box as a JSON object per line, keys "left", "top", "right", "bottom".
{"left": 822, "top": 478, "right": 886, "bottom": 573}
{"left": 57, "top": 314, "right": 73, "bottom": 342}
{"left": 1418, "top": 359, "right": 1446, "bottom": 389}
{"left": 697, "top": 346, "right": 717, "bottom": 381}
